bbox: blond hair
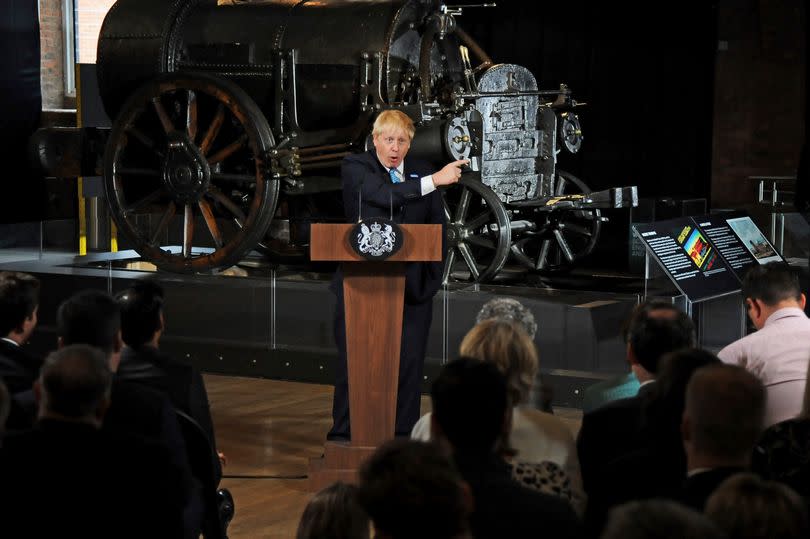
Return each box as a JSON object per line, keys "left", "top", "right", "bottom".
{"left": 459, "top": 319, "right": 539, "bottom": 405}
{"left": 372, "top": 110, "right": 415, "bottom": 140}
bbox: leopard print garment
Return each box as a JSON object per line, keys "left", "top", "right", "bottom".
{"left": 505, "top": 458, "right": 584, "bottom": 514}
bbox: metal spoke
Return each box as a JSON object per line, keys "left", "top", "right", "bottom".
{"left": 455, "top": 187, "right": 471, "bottom": 222}
{"left": 466, "top": 235, "right": 496, "bottom": 249}
{"left": 555, "top": 175, "right": 566, "bottom": 196}
{"left": 554, "top": 229, "right": 575, "bottom": 262}
{"left": 186, "top": 90, "right": 198, "bottom": 142}
{"left": 152, "top": 98, "right": 175, "bottom": 134}
{"left": 211, "top": 173, "right": 257, "bottom": 183}
{"left": 183, "top": 204, "right": 195, "bottom": 258}
{"left": 464, "top": 210, "right": 492, "bottom": 231}
{"left": 117, "top": 167, "right": 161, "bottom": 178}
{"left": 442, "top": 248, "right": 457, "bottom": 284}
{"left": 535, "top": 239, "right": 552, "bottom": 270}
{"left": 126, "top": 127, "right": 164, "bottom": 159}
{"left": 563, "top": 222, "right": 593, "bottom": 237}
{"left": 458, "top": 243, "right": 480, "bottom": 281}
{"left": 149, "top": 202, "right": 176, "bottom": 246}
{"left": 441, "top": 196, "right": 452, "bottom": 223}
{"left": 123, "top": 189, "right": 163, "bottom": 215}
{"left": 208, "top": 135, "right": 247, "bottom": 165}
{"left": 200, "top": 104, "right": 225, "bottom": 156}
{"left": 198, "top": 199, "right": 223, "bottom": 249}
{"left": 206, "top": 188, "right": 246, "bottom": 223}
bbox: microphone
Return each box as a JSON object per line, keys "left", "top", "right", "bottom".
{"left": 357, "top": 176, "right": 364, "bottom": 223}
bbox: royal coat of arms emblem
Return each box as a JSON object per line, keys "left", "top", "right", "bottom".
{"left": 349, "top": 218, "right": 403, "bottom": 260}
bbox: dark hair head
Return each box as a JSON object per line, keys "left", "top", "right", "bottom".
{"left": 0, "top": 271, "right": 40, "bottom": 336}
{"left": 357, "top": 439, "right": 468, "bottom": 539}
{"left": 602, "top": 499, "right": 724, "bottom": 539}
{"left": 39, "top": 344, "right": 112, "bottom": 419}
{"left": 626, "top": 303, "right": 695, "bottom": 374}
{"left": 706, "top": 473, "right": 809, "bottom": 539}
{"left": 56, "top": 290, "right": 121, "bottom": 355}
{"left": 431, "top": 357, "right": 508, "bottom": 455}
{"left": 742, "top": 262, "right": 801, "bottom": 306}
{"left": 685, "top": 364, "right": 766, "bottom": 459}
{"left": 296, "top": 482, "right": 369, "bottom": 539}
{"left": 116, "top": 281, "right": 165, "bottom": 348}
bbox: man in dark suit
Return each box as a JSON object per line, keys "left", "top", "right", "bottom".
{"left": 680, "top": 363, "right": 766, "bottom": 511}
{"left": 329, "top": 109, "right": 467, "bottom": 440}
{"left": 0, "top": 344, "right": 185, "bottom": 538}
{"left": 577, "top": 301, "right": 695, "bottom": 495}
{"left": 0, "top": 271, "right": 42, "bottom": 395}
{"left": 115, "top": 280, "right": 223, "bottom": 483}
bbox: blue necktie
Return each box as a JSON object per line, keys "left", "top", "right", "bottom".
{"left": 389, "top": 168, "right": 401, "bottom": 184}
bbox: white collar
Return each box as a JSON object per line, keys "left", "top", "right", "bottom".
{"left": 1, "top": 337, "right": 20, "bottom": 347}
{"left": 377, "top": 155, "right": 404, "bottom": 176}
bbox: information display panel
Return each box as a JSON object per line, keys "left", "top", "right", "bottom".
{"left": 634, "top": 217, "right": 740, "bottom": 301}
{"left": 696, "top": 213, "right": 785, "bottom": 281}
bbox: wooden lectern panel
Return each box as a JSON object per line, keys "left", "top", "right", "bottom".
{"left": 310, "top": 223, "right": 442, "bottom": 262}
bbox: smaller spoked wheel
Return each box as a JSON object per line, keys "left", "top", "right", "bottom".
{"left": 441, "top": 178, "right": 511, "bottom": 283}
{"left": 509, "top": 170, "right": 601, "bottom": 273}
{"left": 103, "top": 72, "right": 278, "bottom": 273}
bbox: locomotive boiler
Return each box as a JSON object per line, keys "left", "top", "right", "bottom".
{"left": 33, "top": 0, "right": 637, "bottom": 281}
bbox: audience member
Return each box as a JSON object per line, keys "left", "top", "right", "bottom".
{"left": 577, "top": 301, "right": 694, "bottom": 494}
{"left": 358, "top": 439, "right": 471, "bottom": 539}
{"left": 430, "top": 358, "right": 582, "bottom": 539}
{"left": 719, "top": 262, "right": 810, "bottom": 427}
{"left": 680, "top": 364, "right": 766, "bottom": 511}
{"left": 600, "top": 500, "right": 724, "bottom": 539}
{"left": 705, "top": 473, "right": 809, "bottom": 539}
{"left": 751, "top": 358, "right": 810, "bottom": 501}
{"left": 297, "top": 482, "right": 370, "bottom": 539}
{"left": 0, "top": 345, "right": 185, "bottom": 537}
{"left": 115, "top": 280, "right": 223, "bottom": 481}
{"left": 412, "top": 319, "right": 583, "bottom": 508}
{"left": 57, "top": 289, "right": 201, "bottom": 537}
{"left": 0, "top": 271, "right": 42, "bottom": 394}
{"left": 474, "top": 297, "right": 554, "bottom": 412}
{"left": 584, "top": 348, "right": 720, "bottom": 534}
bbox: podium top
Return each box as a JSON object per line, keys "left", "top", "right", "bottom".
{"left": 310, "top": 223, "right": 443, "bottom": 262}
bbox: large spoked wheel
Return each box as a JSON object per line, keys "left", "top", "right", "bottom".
{"left": 510, "top": 170, "right": 601, "bottom": 273}
{"left": 103, "top": 73, "right": 278, "bottom": 273}
{"left": 442, "top": 178, "right": 511, "bottom": 283}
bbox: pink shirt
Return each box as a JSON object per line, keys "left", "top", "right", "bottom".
{"left": 718, "top": 307, "right": 810, "bottom": 428}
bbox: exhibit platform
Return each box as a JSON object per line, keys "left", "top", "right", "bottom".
{"left": 0, "top": 243, "right": 671, "bottom": 408}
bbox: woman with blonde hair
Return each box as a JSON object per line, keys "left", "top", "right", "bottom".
{"left": 411, "top": 319, "right": 584, "bottom": 511}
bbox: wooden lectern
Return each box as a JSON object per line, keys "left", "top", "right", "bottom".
{"left": 307, "top": 223, "right": 443, "bottom": 492}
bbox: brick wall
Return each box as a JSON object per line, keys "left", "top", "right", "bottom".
{"left": 711, "top": 0, "right": 806, "bottom": 209}
{"left": 76, "top": 0, "right": 116, "bottom": 63}
{"left": 39, "top": 0, "right": 65, "bottom": 109}
{"left": 39, "top": 0, "right": 116, "bottom": 109}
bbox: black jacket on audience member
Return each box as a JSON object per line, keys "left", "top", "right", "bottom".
{"left": 0, "top": 339, "right": 42, "bottom": 394}
{"left": 457, "top": 454, "right": 583, "bottom": 539}
{"left": 117, "top": 344, "right": 221, "bottom": 483}
{"left": 576, "top": 382, "right": 657, "bottom": 493}
{"left": 680, "top": 466, "right": 745, "bottom": 511}
{"left": 0, "top": 419, "right": 186, "bottom": 538}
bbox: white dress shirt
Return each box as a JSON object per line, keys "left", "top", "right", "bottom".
{"left": 381, "top": 159, "right": 435, "bottom": 196}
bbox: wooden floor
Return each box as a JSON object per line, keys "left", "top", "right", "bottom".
{"left": 207, "top": 374, "right": 583, "bottom": 538}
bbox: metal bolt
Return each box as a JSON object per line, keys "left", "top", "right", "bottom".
{"left": 285, "top": 362, "right": 290, "bottom": 367}
{"left": 218, "top": 356, "right": 223, "bottom": 360}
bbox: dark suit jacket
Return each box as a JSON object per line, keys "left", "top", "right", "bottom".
{"left": 0, "top": 419, "right": 186, "bottom": 538}
{"left": 576, "top": 382, "right": 657, "bottom": 494}
{"left": 117, "top": 344, "right": 221, "bottom": 483}
{"left": 456, "top": 454, "right": 583, "bottom": 539}
{"left": 337, "top": 148, "right": 445, "bottom": 304}
{"left": 0, "top": 339, "right": 42, "bottom": 394}
{"left": 680, "top": 466, "right": 745, "bottom": 511}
